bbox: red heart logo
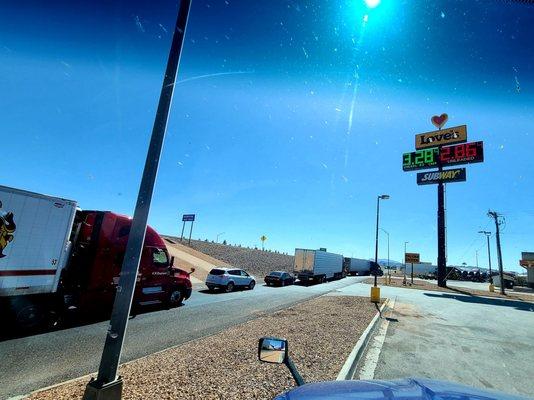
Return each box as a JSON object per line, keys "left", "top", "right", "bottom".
{"left": 431, "top": 113, "right": 448, "bottom": 129}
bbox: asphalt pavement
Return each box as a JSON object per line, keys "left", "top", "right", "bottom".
{"left": 339, "top": 283, "right": 534, "bottom": 397}
{"left": 0, "top": 277, "right": 364, "bottom": 399}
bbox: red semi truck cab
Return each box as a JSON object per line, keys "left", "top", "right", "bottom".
{"left": 0, "top": 185, "right": 191, "bottom": 331}
{"left": 62, "top": 210, "right": 192, "bottom": 315}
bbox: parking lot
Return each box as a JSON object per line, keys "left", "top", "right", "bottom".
{"left": 342, "top": 283, "right": 534, "bottom": 397}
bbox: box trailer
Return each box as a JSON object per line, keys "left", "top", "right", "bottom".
{"left": 294, "top": 248, "right": 344, "bottom": 283}
{"left": 343, "top": 257, "right": 373, "bottom": 276}
{"left": 0, "top": 185, "right": 193, "bottom": 331}
{"left": 0, "top": 186, "right": 77, "bottom": 297}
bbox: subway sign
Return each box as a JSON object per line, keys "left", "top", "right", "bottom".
{"left": 417, "top": 168, "right": 466, "bottom": 185}
{"left": 415, "top": 125, "right": 467, "bottom": 150}
{"left": 403, "top": 141, "right": 484, "bottom": 171}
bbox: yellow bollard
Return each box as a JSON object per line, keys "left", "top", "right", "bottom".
{"left": 489, "top": 283, "right": 495, "bottom": 292}
{"left": 370, "top": 286, "right": 380, "bottom": 303}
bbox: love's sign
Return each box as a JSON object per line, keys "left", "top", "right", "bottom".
{"left": 431, "top": 113, "right": 448, "bottom": 129}
{"left": 415, "top": 125, "right": 467, "bottom": 150}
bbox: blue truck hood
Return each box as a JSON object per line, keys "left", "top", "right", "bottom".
{"left": 274, "top": 378, "right": 531, "bottom": 400}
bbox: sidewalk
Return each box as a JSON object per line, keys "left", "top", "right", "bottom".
{"left": 346, "top": 282, "right": 534, "bottom": 397}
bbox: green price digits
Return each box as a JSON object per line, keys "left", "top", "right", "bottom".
{"left": 402, "top": 148, "right": 439, "bottom": 171}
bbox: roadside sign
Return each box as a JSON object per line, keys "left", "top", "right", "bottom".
{"left": 403, "top": 141, "right": 484, "bottom": 172}
{"left": 521, "top": 252, "right": 534, "bottom": 261}
{"left": 417, "top": 168, "right": 466, "bottom": 185}
{"left": 439, "top": 141, "right": 484, "bottom": 167}
{"left": 182, "top": 214, "right": 195, "bottom": 222}
{"left": 402, "top": 148, "right": 440, "bottom": 171}
{"left": 415, "top": 125, "right": 467, "bottom": 150}
{"left": 520, "top": 260, "right": 534, "bottom": 267}
{"left": 405, "top": 253, "right": 420, "bottom": 263}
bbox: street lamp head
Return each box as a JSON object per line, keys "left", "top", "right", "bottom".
{"left": 379, "top": 194, "right": 390, "bottom": 200}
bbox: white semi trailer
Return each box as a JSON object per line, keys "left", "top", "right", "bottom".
{"left": 294, "top": 248, "right": 344, "bottom": 284}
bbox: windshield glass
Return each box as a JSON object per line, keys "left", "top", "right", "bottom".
{"left": 1, "top": 1, "right": 533, "bottom": 400}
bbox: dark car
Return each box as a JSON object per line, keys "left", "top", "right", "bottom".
{"left": 264, "top": 271, "right": 295, "bottom": 287}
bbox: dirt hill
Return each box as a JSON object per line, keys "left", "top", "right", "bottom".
{"left": 163, "top": 237, "right": 294, "bottom": 278}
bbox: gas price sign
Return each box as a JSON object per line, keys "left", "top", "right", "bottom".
{"left": 402, "top": 141, "right": 484, "bottom": 171}
{"left": 440, "top": 141, "right": 484, "bottom": 167}
{"left": 402, "top": 148, "right": 439, "bottom": 171}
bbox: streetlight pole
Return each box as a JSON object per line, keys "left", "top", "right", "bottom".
{"left": 374, "top": 195, "right": 390, "bottom": 287}
{"left": 82, "top": 1, "right": 192, "bottom": 399}
{"left": 479, "top": 231, "right": 493, "bottom": 285}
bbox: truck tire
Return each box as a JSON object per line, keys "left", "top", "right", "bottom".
{"left": 225, "top": 282, "right": 235, "bottom": 293}
{"left": 11, "top": 297, "right": 48, "bottom": 331}
{"left": 322, "top": 276, "right": 327, "bottom": 284}
{"left": 167, "top": 289, "right": 184, "bottom": 308}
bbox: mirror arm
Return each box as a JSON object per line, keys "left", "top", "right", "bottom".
{"left": 284, "top": 356, "right": 305, "bottom": 386}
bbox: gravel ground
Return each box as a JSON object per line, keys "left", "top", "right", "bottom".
{"left": 365, "top": 277, "right": 534, "bottom": 303}
{"left": 28, "top": 296, "right": 377, "bottom": 400}
{"left": 166, "top": 237, "right": 295, "bottom": 278}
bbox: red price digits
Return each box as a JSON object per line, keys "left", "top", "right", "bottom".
{"left": 440, "top": 146, "right": 451, "bottom": 163}
{"left": 466, "top": 143, "right": 477, "bottom": 157}
{"left": 454, "top": 144, "right": 465, "bottom": 159}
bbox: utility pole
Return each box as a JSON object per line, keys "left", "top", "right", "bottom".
{"left": 83, "top": 2, "right": 192, "bottom": 399}
{"left": 488, "top": 211, "right": 505, "bottom": 295}
{"left": 475, "top": 250, "right": 478, "bottom": 269}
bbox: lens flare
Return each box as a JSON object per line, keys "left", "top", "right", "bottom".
{"left": 364, "top": 0, "right": 381, "bottom": 8}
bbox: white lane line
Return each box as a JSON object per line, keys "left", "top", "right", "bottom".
{"left": 357, "top": 297, "right": 396, "bottom": 380}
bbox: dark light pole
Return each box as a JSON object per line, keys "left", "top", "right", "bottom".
{"left": 83, "top": 2, "right": 192, "bottom": 399}
{"left": 479, "top": 230, "right": 492, "bottom": 284}
{"left": 374, "top": 194, "right": 390, "bottom": 287}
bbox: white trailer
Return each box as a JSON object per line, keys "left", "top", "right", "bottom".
{"left": 294, "top": 248, "right": 344, "bottom": 283}
{"left": 0, "top": 185, "right": 77, "bottom": 297}
{"left": 343, "top": 257, "right": 372, "bottom": 275}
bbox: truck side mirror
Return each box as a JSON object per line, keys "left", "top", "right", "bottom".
{"left": 170, "top": 256, "right": 175, "bottom": 267}
{"left": 258, "top": 337, "right": 288, "bottom": 364}
{"left": 258, "top": 337, "right": 305, "bottom": 386}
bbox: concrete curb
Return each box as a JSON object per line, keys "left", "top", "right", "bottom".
{"left": 336, "top": 298, "right": 389, "bottom": 381}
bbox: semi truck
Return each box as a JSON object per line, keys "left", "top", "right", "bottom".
{"left": 0, "top": 185, "right": 193, "bottom": 331}
{"left": 343, "top": 257, "right": 374, "bottom": 276}
{"left": 294, "top": 248, "right": 344, "bottom": 283}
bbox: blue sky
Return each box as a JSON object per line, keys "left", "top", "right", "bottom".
{"left": 1, "top": 0, "right": 533, "bottom": 271}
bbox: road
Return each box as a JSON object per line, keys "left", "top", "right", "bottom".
{"left": 0, "top": 277, "right": 363, "bottom": 399}
{"left": 341, "top": 283, "right": 534, "bottom": 397}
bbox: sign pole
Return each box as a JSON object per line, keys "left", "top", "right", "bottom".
{"left": 82, "top": 2, "right": 192, "bottom": 399}
{"left": 188, "top": 220, "right": 194, "bottom": 245}
{"left": 437, "top": 178, "right": 447, "bottom": 287}
{"left": 436, "top": 123, "right": 447, "bottom": 288}
{"left": 180, "top": 220, "right": 185, "bottom": 242}
{"left": 411, "top": 262, "right": 414, "bottom": 284}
